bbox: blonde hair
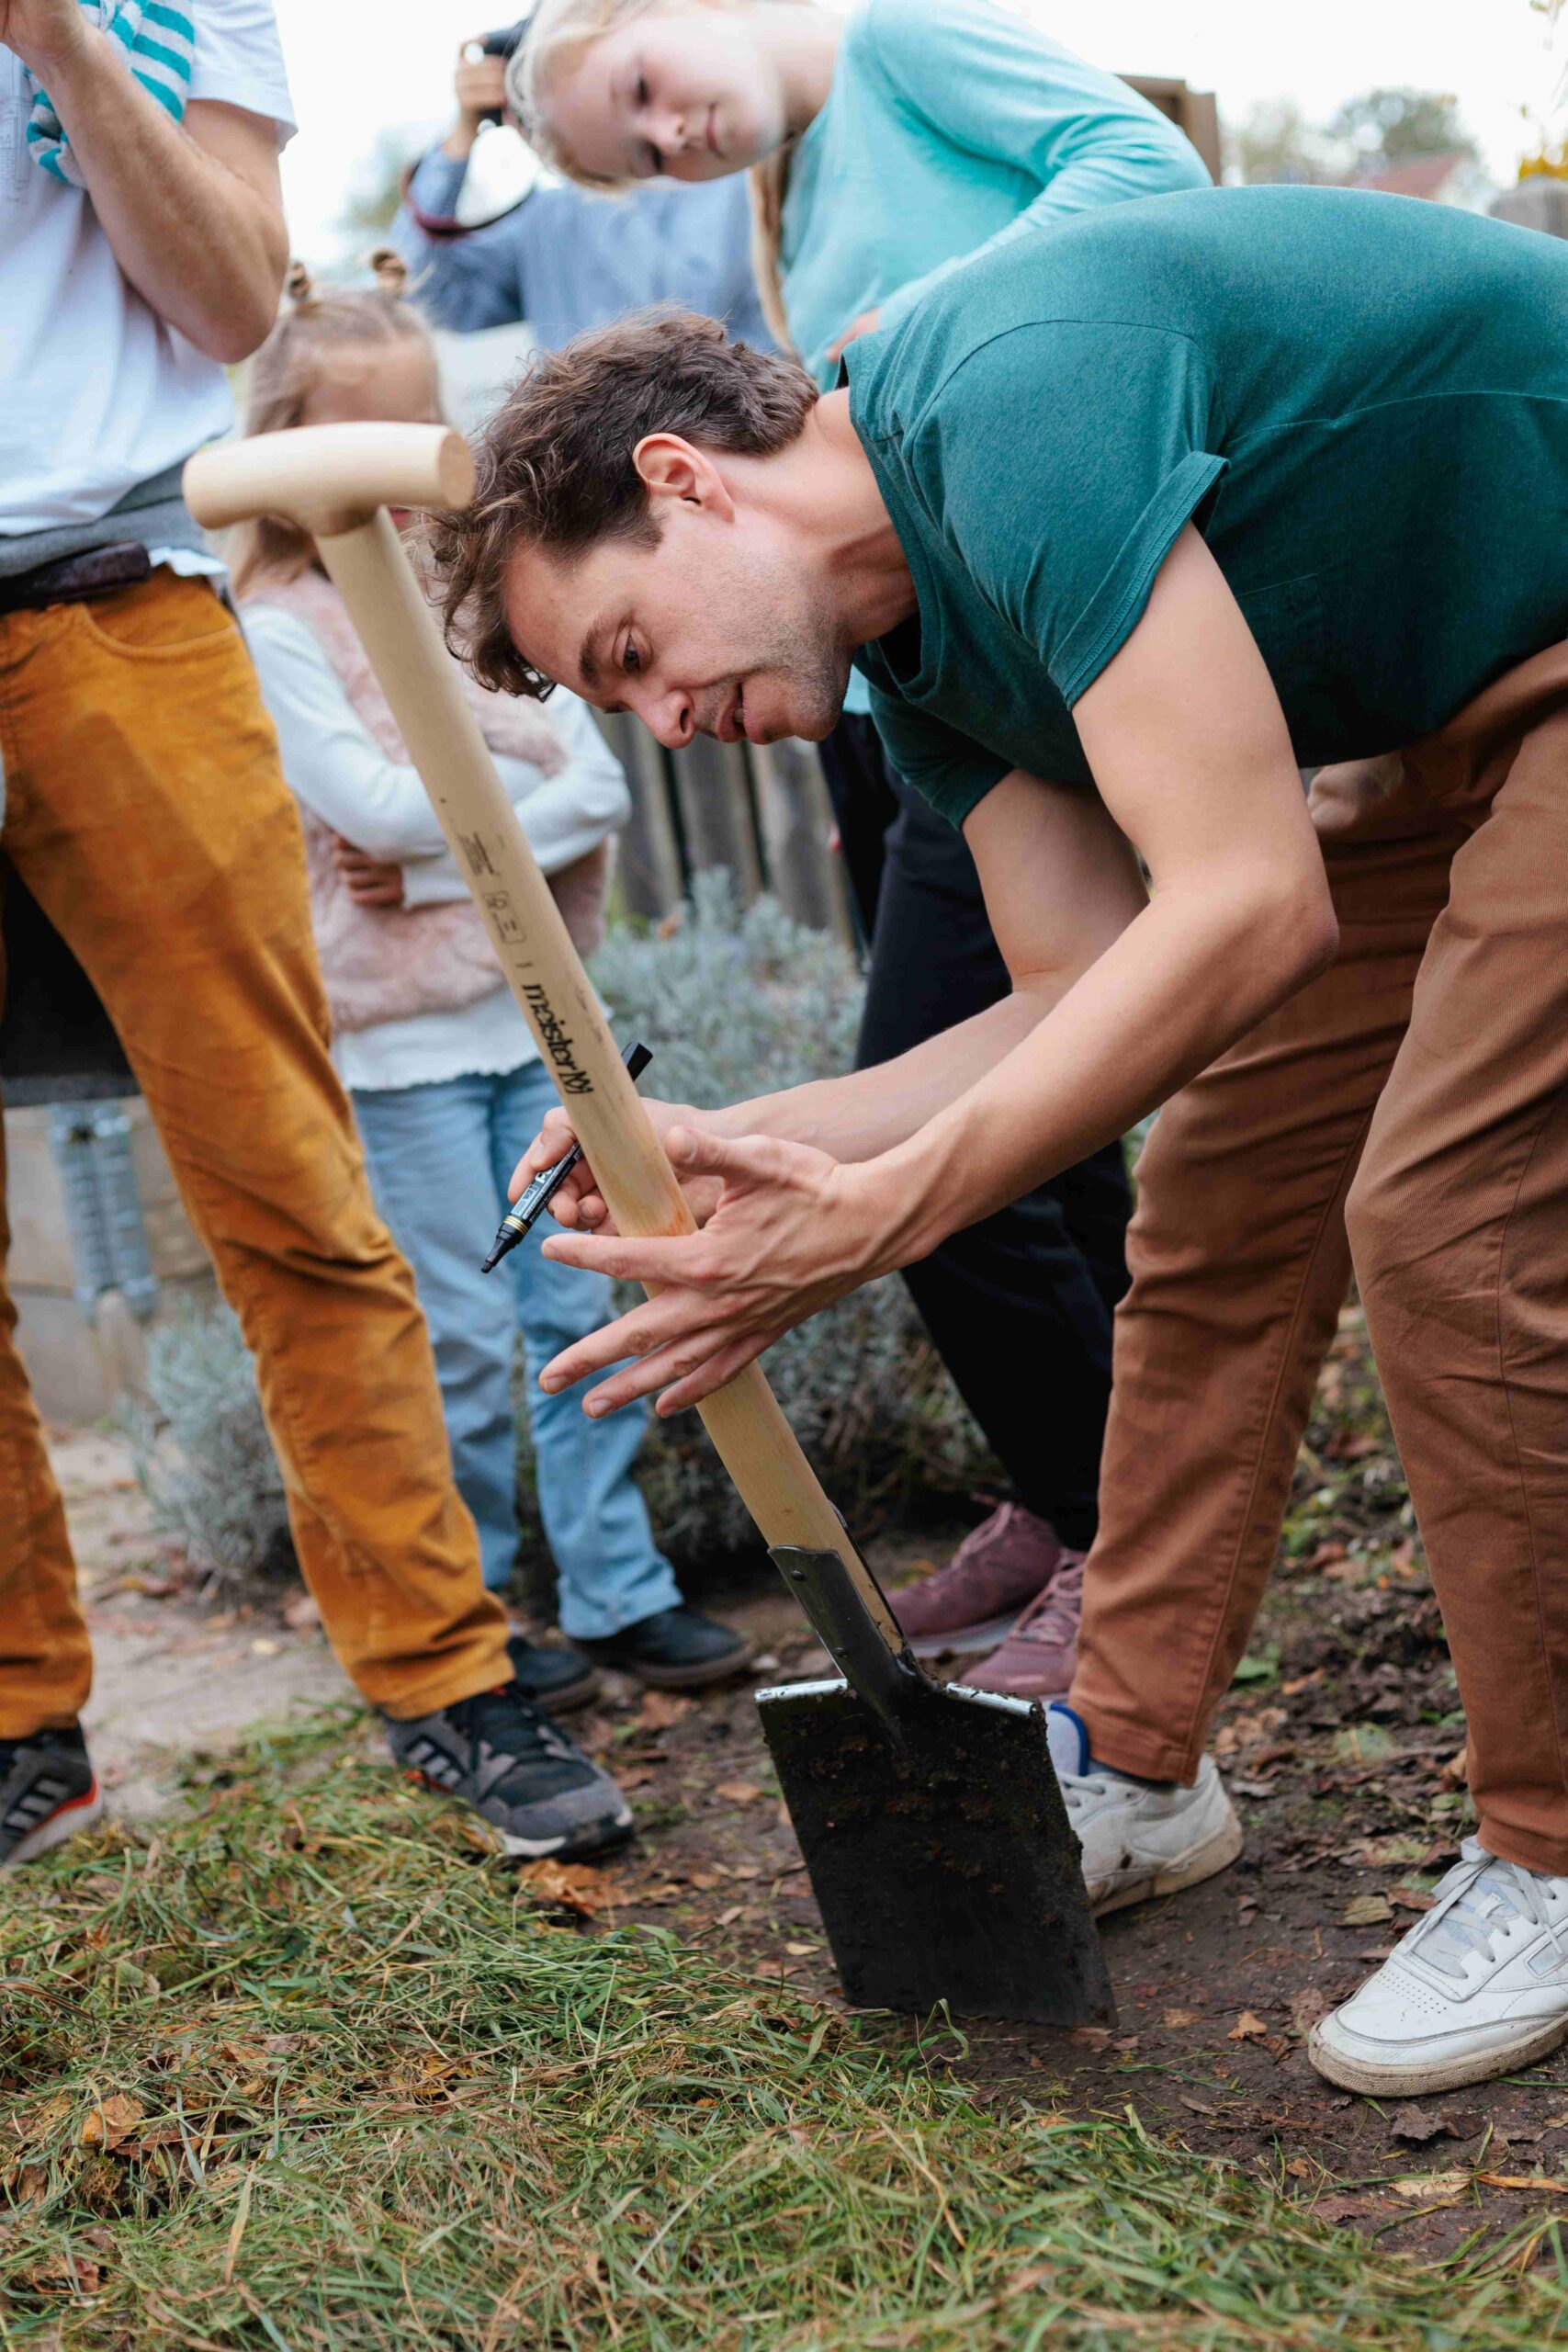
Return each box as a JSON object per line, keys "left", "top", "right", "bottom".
{"left": 231, "top": 251, "right": 434, "bottom": 597}
{"left": 509, "top": 0, "right": 801, "bottom": 348}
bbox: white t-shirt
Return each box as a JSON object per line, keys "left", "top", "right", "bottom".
{"left": 0, "top": 0, "right": 296, "bottom": 536}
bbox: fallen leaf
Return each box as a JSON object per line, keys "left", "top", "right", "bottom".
{"left": 1290, "top": 1987, "right": 1332, "bottom": 2037}
{"left": 517, "top": 1860, "right": 615, "bottom": 1917}
{"left": 80, "top": 2095, "right": 144, "bottom": 2151}
{"left": 1389, "top": 2102, "right": 1457, "bottom": 2144}
{"left": 1228, "top": 2010, "right": 1269, "bottom": 2042}
{"left": 1179, "top": 2094, "right": 1215, "bottom": 2115}
{"left": 716, "top": 1904, "right": 743, "bottom": 1927}
{"left": 1284, "top": 2155, "right": 1314, "bottom": 2179}
{"left": 250, "top": 1638, "right": 279, "bottom": 1657}
{"left": 1340, "top": 1894, "right": 1394, "bottom": 1928}
{"left": 1393, "top": 2171, "right": 1471, "bottom": 2201}
{"left": 1007, "top": 2267, "right": 1050, "bottom": 2293}
{"left": 784, "top": 1941, "right": 818, "bottom": 1957}
{"left": 1438, "top": 1742, "right": 1470, "bottom": 1791}
{"left": 1231, "top": 1777, "right": 1279, "bottom": 1799}
{"left": 1163, "top": 2008, "right": 1201, "bottom": 2028}
{"left": 1069, "top": 2025, "right": 1112, "bottom": 2048}
{"left": 282, "top": 1590, "right": 321, "bottom": 1632}
{"left": 1476, "top": 2172, "right": 1568, "bottom": 2193}
{"left": 1389, "top": 1887, "right": 1434, "bottom": 1913}
{"left": 1344, "top": 1834, "right": 1430, "bottom": 1871}
{"left": 1314, "top": 2191, "right": 1385, "bottom": 2224}
{"left": 617, "top": 1764, "right": 656, "bottom": 1790}
{"left": 713, "top": 1780, "right": 764, "bottom": 1806}
{"left": 637, "top": 1691, "right": 693, "bottom": 1732}
{"left": 1335, "top": 1724, "right": 1396, "bottom": 1766}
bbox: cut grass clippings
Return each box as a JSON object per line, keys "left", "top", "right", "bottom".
{"left": 2, "top": 1710, "right": 1566, "bottom": 2349}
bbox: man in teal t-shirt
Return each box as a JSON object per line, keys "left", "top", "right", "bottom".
{"left": 846, "top": 183, "right": 1568, "bottom": 815}
{"left": 439, "top": 184, "right": 1568, "bottom": 2098}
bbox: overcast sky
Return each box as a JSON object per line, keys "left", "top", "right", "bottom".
{"left": 274, "top": 0, "right": 1564, "bottom": 264}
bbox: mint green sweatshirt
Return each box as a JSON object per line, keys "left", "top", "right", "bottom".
{"left": 777, "top": 0, "right": 1211, "bottom": 713}
{"left": 780, "top": 0, "right": 1211, "bottom": 390}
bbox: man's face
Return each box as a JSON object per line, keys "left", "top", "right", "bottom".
{"left": 503, "top": 494, "right": 852, "bottom": 750}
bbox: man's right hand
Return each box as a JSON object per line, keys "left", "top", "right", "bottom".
{"left": 508, "top": 1097, "right": 728, "bottom": 1235}
{"left": 444, "top": 43, "right": 509, "bottom": 159}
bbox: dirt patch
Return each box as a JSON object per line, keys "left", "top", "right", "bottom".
{"left": 57, "top": 1428, "right": 344, "bottom": 1819}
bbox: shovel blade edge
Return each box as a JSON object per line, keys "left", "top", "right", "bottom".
{"left": 757, "top": 1677, "right": 1114, "bottom": 2026}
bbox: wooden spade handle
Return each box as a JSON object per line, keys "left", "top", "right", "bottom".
{"left": 315, "top": 510, "right": 903, "bottom": 1647}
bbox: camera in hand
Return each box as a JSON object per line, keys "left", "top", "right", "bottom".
{"left": 469, "top": 18, "right": 531, "bottom": 124}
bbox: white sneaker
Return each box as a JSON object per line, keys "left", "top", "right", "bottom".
{"left": 1309, "top": 1838, "right": 1568, "bottom": 2096}
{"left": 1045, "top": 1703, "right": 1244, "bottom": 1916}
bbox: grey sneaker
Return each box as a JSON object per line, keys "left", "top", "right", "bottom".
{"left": 892, "top": 1503, "right": 1066, "bottom": 1657}
{"left": 386, "top": 1681, "right": 632, "bottom": 1861}
{"left": 0, "top": 1725, "right": 102, "bottom": 1870}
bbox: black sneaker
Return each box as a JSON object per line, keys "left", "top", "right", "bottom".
{"left": 505, "top": 1634, "right": 601, "bottom": 1716}
{"left": 385, "top": 1680, "right": 632, "bottom": 1860}
{"left": 576, "top": 1606, "right": 754, "bottom": 1690}
{"left": 0, "top": 1725, "right": 102, "bottom": 1871}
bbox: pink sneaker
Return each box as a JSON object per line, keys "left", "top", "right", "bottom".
{"left": 962, "top": 1557, "right": 1086, "bottom": 1700}
{"left": 891, "top": 1503, "right": 1065, "bottom": 1658}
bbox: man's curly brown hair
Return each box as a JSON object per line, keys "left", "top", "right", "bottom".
{"left": 430, "top": 310, "right": 819, "bottom": 700}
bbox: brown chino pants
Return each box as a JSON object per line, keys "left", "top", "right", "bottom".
{"left": 0, "top": 572, "right": 510, "bottom": 1734}
{"left": 1072, "top": 642, "right": 1568, "bottom": 1876}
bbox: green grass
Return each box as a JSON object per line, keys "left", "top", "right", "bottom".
{"left": 2, "top": 1711, "right": 1566, "bottom": 2350}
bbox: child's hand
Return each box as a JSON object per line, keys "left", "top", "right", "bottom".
{"left": 333, "top": 835, "right": 405, "bottom": 908}
{"left": 825, "top": 307, "right": 884, "bottom": 365}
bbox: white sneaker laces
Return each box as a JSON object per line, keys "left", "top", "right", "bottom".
{"left": 1407, "top": 1837, "right": 1568, "bottom": 1981}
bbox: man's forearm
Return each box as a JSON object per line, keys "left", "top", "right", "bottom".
{"left": 27, "top": 28, "right": 286, "bottom": 360}
{"left": 712, "top": 990, "right": 1048, "bottom": 1162}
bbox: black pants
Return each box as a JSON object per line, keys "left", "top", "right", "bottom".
{"left": 818, "top": 713, "right": 1131, "bottom": 1549}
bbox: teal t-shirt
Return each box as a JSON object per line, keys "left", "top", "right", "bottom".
{"left": 778, "top": 0, "right": 1208, "bottom": 718}
{"left": 846, "top": 185, "right": 1568, "bottom": 825}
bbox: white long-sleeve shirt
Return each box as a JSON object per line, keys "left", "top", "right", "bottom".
{"left": 245, "top": 602, "right": 629, "bottom": 1093}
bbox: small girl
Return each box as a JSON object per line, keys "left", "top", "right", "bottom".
{"left": 234, "top": 257, "right": 750, "bottom": 1704}
{"left": 509, "top": 0, "right": 1208, "bottom": 1700}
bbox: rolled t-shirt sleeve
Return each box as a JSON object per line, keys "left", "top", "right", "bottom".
{"left": 926, "top": 321, "right": 1225, "bottom": 707}
{"left": 189, "top": 0, "right": 296, "bottom": 141}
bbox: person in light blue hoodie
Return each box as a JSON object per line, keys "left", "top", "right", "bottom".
{"left": 512, "top": 0, "right": 1211, "bottom": 1698}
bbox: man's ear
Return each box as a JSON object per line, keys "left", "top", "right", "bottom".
{"left": 632, "top": 434, "right": 736, "bottom": 522}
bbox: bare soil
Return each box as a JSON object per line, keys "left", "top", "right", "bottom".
{"left": 51, "top": 1306, "right": 1568, "bottom": 2253}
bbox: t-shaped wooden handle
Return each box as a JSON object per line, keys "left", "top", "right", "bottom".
{"left": 186, "top": 422, "right": 904, "bottom": 1646}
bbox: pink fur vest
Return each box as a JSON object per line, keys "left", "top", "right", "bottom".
{"left": 245, "top": 567, "right": 610, "bottom": 1034}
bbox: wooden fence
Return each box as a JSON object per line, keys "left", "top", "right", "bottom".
{"left": 600, "top": 718, "right": 857, "bottom": 944}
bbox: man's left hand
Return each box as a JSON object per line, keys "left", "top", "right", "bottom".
{"left": 0, "top": 0, "right": 90, "bottom": 75}
{"left": 536, "top": 1125, "right": 900, "bottom": 1418}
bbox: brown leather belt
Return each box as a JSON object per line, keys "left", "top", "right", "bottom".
{"left": 0, "top": 541, "right": 152, "bottom": 619}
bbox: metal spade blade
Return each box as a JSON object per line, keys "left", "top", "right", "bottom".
{"left": 758, "top": 1546, "right": 1114, "bottom": 2025}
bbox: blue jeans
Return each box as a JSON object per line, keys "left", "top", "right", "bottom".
{"left": 353, "top": 1059, "right": 681, "bottom": 1634}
